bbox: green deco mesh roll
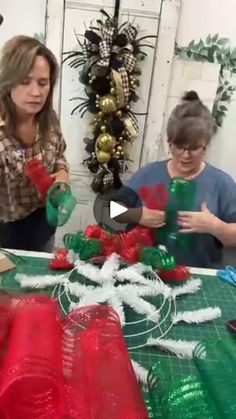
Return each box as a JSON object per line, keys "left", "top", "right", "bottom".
{"left": 157, "top": 177, "right": 197, "bottom": 249}
{"left": 147, "top": 339, "right": 236, "bottom": 419}
{"left": 46, "top": 182, "right": 76, "bottom": 227}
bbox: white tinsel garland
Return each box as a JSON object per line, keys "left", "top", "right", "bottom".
{"left": 172, "top": 307, "right": 221, "bottom": 324}
{"left": 146, "top": 338, "right": 199, "bottom": 359}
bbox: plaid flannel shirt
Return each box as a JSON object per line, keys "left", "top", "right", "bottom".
{"left": 0, "top": 117, "right": 69, "bottom": 223}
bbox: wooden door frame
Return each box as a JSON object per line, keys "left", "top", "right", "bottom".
{"left": 45, "top": 0, "right": 181, "bottom": 165}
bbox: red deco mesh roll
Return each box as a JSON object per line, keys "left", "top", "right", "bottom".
{"left": 0, "top": 295, "right": 64, "bottom": 419}
{"left": 62, "top": 305, "right": 148, "bottom": 419}
{"left": 25, "top": 160, "right": 54, "bottom": 201}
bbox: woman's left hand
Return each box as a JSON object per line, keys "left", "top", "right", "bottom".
{"left": 178, "top": 202, "right": 217, "bottom": 234}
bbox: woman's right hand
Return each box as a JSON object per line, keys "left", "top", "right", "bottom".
{"left": 139, "top": 207, "right": 165, "bottom": 228}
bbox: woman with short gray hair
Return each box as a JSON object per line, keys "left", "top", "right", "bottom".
{"left": 117, "top": 91, "right": 236, "bottom": 268}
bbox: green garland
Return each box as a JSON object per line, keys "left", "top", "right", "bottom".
{"left": 175, "top": 34, "right": 236, "bottom": 127}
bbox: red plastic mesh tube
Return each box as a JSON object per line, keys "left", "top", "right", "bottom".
{"left": 0, "top": 294, "right": 64, "bottom": 419}
{"left": 25, "top": 160, "right": 54, "bottom": 201}
{"left": 62, "top": 305, "right": 149, "bottom": 419}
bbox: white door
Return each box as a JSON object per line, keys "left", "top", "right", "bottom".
{"left": 45, "top": 0, "right": 181, "bottom": 239}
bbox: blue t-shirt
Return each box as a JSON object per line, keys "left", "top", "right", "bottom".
{"left": 118, "top": 160, "right": 236, "bottom": 268}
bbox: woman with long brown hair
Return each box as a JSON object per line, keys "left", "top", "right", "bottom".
{"left": 0, "top": 35, "right": 69, "bottom": 251}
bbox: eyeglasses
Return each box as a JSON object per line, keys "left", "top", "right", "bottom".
{"left": 170, "top": 144, "right": 206, "bottom": 156}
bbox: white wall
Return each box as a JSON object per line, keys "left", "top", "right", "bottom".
{"left": 0, "top": 0, "right": 46, "bottom": 44}
{"left": 163, "top": 0, "right": 236, "bottom": 180}
{"left": 1, "top": 0, "right": 236, "bottom": 182}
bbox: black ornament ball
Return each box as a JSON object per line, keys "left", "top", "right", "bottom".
{"left": 91, "top": 172, "right": 104, "bottom": 193}
{"left": 91, "top": 77, "right": 111, "bottom": 96}
{"left": 79, "top": 70, "right": 90, "bottom": 85}
{"left": 87, "top": 158, "right": 99, "bottom": 173}
{"left": 115, "top": 33, "right": 128, "bottom": 47}
{"left": 107, "top": 116, "right": 125, "bottom": 135}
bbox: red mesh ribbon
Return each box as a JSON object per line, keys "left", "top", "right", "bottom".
{"left": 85, "top": 224, "right": 155, "bottom": 263}
{"left": 0, "top": 299, "right": 147, "bottom": 418}
{"left": 49, "top": 248, "right": 74, "bottom": 270}
{"left": 0, "top": 292, "right": 22, "bottom": 370}
{"left": 25, "top": 159, "right": 55, "bottom": 201}
{"left": 63, "top": 305, "right": 148, "bottom": 418}
{"left": 0, "top": 295, "right": 64, "bottom": 419}
{"left": 139, "top": 183, "right": 169, "bottom": 210}
{"left": 159, "top": 265, "right": 190, "bottom": 282}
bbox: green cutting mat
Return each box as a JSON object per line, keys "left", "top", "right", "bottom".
{"left": 1, "top": 255, "right": 236, "bottom": 383}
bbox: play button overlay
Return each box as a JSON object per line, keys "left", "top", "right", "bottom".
{"left": 93, "top": 186, "right": 143, "bottom": 233}
{"left": 110, "top": 201, "right": 127, "bottom": 219}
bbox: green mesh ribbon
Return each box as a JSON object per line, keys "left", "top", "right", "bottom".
{"left": 147, "top": 339, "right": 236, "bottom": 419}
{"left": 193, "top": 339, "right": 236, "bottom": 418}
{"left": 63, "top": 232, "right": 102, "bottom": 260}
{"left": 46, "top": 182, "right": 76, "bottom": 227}
{"left": 157, "top": 177, "right": 196, "bottom": 249}
{"left": 140, "top": 246, "right": 175, "bottom": 270}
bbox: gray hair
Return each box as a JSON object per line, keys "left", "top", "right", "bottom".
{"left": 167, "top": 91, "right": 216, "bottom": 146}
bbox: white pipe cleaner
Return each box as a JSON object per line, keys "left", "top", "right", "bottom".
{"left": 121, "top": 292, "right": 160, "bottom": 322}
{"left": 99, "top": 253, "right": 120, "bottom": 283}
{"left": 73, "top": 284, "right": 114, "bottom": 308}
{"left": 15, "top": 273, "right": 67, "bottom": 288}
{"left": 131, "top": 360, "right": 149, "bottom": 387}
{"left": 140, "top": 281, "right": 171, "bottom": 298}
{"left": 75, "top": 260, "right": 102, "bottom": 284}
{"left": 171, "top": 278, "right": 202, "bottom": 299}
{"left": 66, "top": 282, "right": 95, "bottom": 297}
{"left": 172, "top": 307, "right": 221, "bottom": 324}
{"left": 147, "top": 338, "right": 199, "bottom": 359}
{"left": 117, "top": 266, "right": 152, "bottom": 286}
{"left": 108, "top": 294, "right": 125, "bottom": 325}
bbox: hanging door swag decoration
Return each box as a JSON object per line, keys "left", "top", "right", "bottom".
{"left": 63, "top": 2, "right": 155, "bottom": 192}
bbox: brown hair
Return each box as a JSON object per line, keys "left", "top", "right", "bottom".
{"left": 0, "top": 35, "right": 59, "bottom": 139}
{"left": 167, "top": 91, "right": 216, "bottom": 146}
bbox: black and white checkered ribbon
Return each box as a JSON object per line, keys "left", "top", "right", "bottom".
{"left": 98, "top": 40, "right": 111, "bottom": 67}
{"left": 122, "top": 23, "right": 137, "bottom": 43}
{"left": 118, "top": 67, "right": 130, "bottom": 106}
{"left": 122, "top": 51, "right": 136, "bottom": 73}
{"left": 123, "top": 112, "right": 139, "bottom": 138}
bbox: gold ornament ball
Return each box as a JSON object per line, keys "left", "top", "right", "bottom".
{"left": 100, "top": 125, "right": 106, "bottom": 133}
{"left": 117, "top": 145, "right": 123, "bottom": 152}
{"left": 96, "top": 149, "right": 111, "bottom": 163}
{"left": 116, "top": 110, "right": 122, "bottom": 118}
{"left": 112, "top": 148, "right": 116, "bottom": 154}
{"left": 99, "top": 94, "right": 117, "bottom": 114}
{"left": 118, "top": 136, "right": 124, "bottom": 142}
{"left": 97, "top": 133, "right": 116, "bottom": 152}
{"left": 98, "top": 111, "right": 103, "bottom": 118}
